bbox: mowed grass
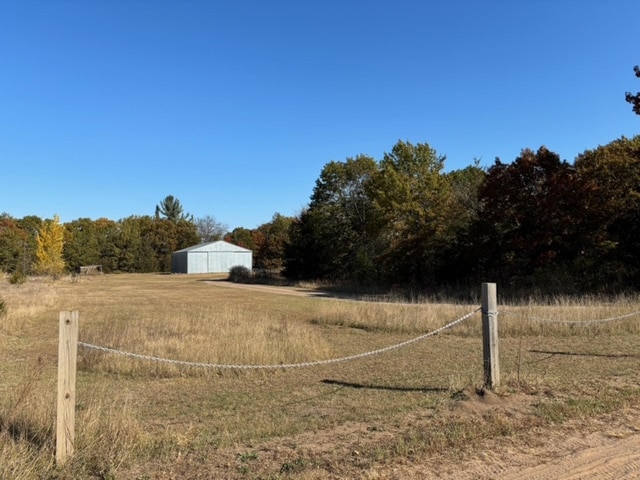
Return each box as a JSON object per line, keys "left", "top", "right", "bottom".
{"left": 2, "top": 274, "right": 640, "bottom": 479}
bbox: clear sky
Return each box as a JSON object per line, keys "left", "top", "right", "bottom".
{"left": 1, "top": 1, "right": 639, "bottom": 230}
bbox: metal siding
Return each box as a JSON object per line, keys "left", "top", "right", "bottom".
{"left": 208, "top": 252, "right": 252, "bottom": 273}
{"left": 173, "top": 241, "right": 253, "bottom": 274}
{"left": 179, "top": 240, "right": 252, "bottom": 254}
{"left": 188, "top": 252, "right": 209, "bottom": 274}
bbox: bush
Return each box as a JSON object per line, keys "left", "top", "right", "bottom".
{"left": 9, "top": 271, "right": 26, "bottom": 285}
{"left": 252, "top": 269, "right": 287, "bottom": 285}
{"left": 228, "top": 265, "right": 252, "bottom": 283}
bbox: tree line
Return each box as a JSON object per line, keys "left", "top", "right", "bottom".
{"left": 0, "top": 197, "right": 293, "bottom": 277}
{"left": 283, "top": 68, "right": 640, "bottom": 293}
{"left": 2, "top": 134, "right": 638, "bottom": 294}
{"left": 1, "top": 67, "right": 638, "bottom": 292}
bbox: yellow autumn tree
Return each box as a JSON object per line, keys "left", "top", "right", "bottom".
{"left": 36, "top": 215, "right": 66, "bottom": 276}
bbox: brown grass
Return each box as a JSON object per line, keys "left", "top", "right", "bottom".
{"left": 2, "top": 274, "right": 640, "bottom": 479}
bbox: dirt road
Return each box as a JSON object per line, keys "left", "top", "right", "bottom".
{"left": 369, "top": 384, "right": 640, "bottom": 480}
{"left": 386, "top": 414, "right": 640, "bottom": 479}
{"left": 499, "top": 433, "right": 640, "bottom": 479}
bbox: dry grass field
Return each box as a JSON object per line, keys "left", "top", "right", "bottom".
{"left": 2, "top": 274, "right": 640, "bottom": 479}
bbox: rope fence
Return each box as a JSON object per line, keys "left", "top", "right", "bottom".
{"left": 73, "top": 303, "right": 640, "bottom": 374}
{"left": 55, "top": 283, "right": 640, "bottom": 465}
{"left": 77, "top": 307, "right": 481, "bottom": 370}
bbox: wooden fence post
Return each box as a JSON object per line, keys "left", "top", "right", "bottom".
{"left": 481, "top": 283, "right": 500, "bottom": 389}
{"left": 57, "top": 311, "right": 79, "bottom": 466}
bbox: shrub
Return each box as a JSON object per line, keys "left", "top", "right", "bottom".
{"left": 228, "top": 265, "right": 252, "bottom": 283}
{"left": 9, "top": 270, "right": 26, "bottom": 285}
{"left": 252, "top": 269, "right": 287, "bottom": 285}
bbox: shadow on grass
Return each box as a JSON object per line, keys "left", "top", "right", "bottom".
{"left": 321, "top": 379, "right": 448, "bottom": 393}
{"left": 529, "top": 349, "right": 640, "bottom": 359}
{"left": 0, "top": 416, "right": 52, "bottom": 449}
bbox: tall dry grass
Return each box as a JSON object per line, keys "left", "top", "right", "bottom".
{"left": 0, "top": 275, "right": 58, "bottom": 336}
{"left": 309, "top": 294, "right": 640, "bottom": 338}
{"left": 2, "top": 274, "right": 640, "bottom": 479}
{"left": 497, "top": 294, "right": 640, "bottom": 337}
{"left": 80, "top": 303, "right": 335, "bottom": 376}
{"left": 309, "top": 298, "right": 476, "bottom": 335}
{"left": 0, "top": 361, "right": 145, "bottom": 480}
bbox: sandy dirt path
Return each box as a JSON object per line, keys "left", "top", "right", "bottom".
{"left": 501, "top": 433, "right": 640, "bottom": 480}
{"left": 499, "top": 436, "right": 640, "bottom": 479}
{"left": 364, "top": 404, "right": 640, "bottom": 480}
{"left": 206, "top": 279, "right": 322, "bottom": 297}
{"left": 446, "top": 423, "right": 640, "bottom": 479}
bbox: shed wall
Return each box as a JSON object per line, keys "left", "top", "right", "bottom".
{"left": 171, "top": 250, "right": 252, "bottom": 273}
{"left": 188, "top": 252, "right": 209, "bottom": 274}
{"left": 207, "top": 251, "right": 252, "bottom": 273}
{"left": 171, "top": 251, "right": 188, "bottom": 274}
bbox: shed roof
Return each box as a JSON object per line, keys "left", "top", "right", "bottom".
{"left": 174, "top": 240, "right": 252, "bottom": 254}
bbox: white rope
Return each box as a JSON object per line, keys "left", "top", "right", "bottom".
{"left": 78, "top": 308, "right": 480, "bottom": 370}
{"left": 500, "top": 309, "right": 640, "bottom": 325}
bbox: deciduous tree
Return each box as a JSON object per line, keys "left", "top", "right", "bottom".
{"left": 64, "top": 218, "right": 102, "bottom": 271}
{"left": 225, "top": 227, "right": 258, "bottom": 251}
{"left": 575, "top": 135, "right": 640, "bottom": 288}
{"left": 478, "top": 147, "right": 586, "bottom": 289}
{"left": 254, "top": 213, "right": 293, "bottom": 271}
{"left": 196, "top": 215, "right": 228, "bottom": 242}
{"left": 368, "top": 140, "right": 452, "bottom": 284}
{"left": 285, "top": 155, "right": 380, "bottom": 281}
{"left": 0, "top": 214, "right": 27, "bottom": 273}
{"left": 35, "top": 215, "right": 66, "bottom": 276}
{"left": 436, "top": 163, "right": 486, "bottom": 283}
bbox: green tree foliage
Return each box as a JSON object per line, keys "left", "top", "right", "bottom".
{"left": 5, "top": 133, "right": 640, "bottom": 294}
{"left": 223, "top": 215, "right": 293, "bottom": 273}
{"left": 574, "top": 135, "right": 640, "bottom": 288}
{"left": 85, "top": 218, "right": 119, "bottom": 273}
{"left": 626, "top": 66, "right": 640, "bottom": 115}
{"left": 254, "top": 213, "right": 293, "bottom": 271}
{"left": 111, "top": 216, "right": 199, "bottom": 272}
{"left": 0, "top": 214, "right": 28, "bottom": 274}
{"left": 35, "top": 215, "right": 66, "bottom": 276}
{"left": 285, "top": 143, "right": 486, "bottom": 286}
{"left": 154, "top": 218, "right": 200, "bottom": 271}
{"left": 368, "top": 141, "right": 452, "bottom": 284}
{"left": 225, "top": 227, "right": 258, "bottom": 251}
{"left": 111, "top": 216, "right": 147, "bottom": 272}
{"left": 62, "top": 216, "right": 199, "bottom": 274}
{"left": 155, "top": 195, "right": 192, "bottom": 223}
{"left": 17, "top": 216, "right": 42, "bottom": 274}
{"left": 286, "top": 136, "right": 640, "bottom": 292}
{"left": 286, "top": 155, "right": 380, "bottom": 281}
{"left": 437, "top": 163, "right": 486, "bottom": 283}
{"left": 64, "top": 218, "right": 104, "bottom": 271}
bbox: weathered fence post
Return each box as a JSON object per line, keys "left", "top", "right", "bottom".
{"left": 57, "top": 311, "right": 79, "bottom": 466}
{"left": 481, "top": 283, "right": 500, "bottom": 389}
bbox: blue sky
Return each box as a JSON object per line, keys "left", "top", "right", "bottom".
{"left": 1, "top": 1, "right": 638, "bottom": 230}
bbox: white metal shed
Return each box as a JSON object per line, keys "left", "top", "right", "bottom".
{"left": 171, "top": 241, "right": 253, "bottom": 274}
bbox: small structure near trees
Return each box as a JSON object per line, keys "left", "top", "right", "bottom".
{"left": 171, "top": 240, "right": 252, "bottom": 274}
{"left": 78, "top": 265, "right": 103, "bottom": 275}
